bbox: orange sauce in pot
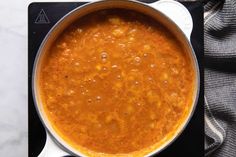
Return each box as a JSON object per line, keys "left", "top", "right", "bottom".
{"left": 38, "top": 9, "right": 195, "bottom": 156}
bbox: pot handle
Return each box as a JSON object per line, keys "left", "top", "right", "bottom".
{"left": 148, "top": 0, "right": 193, "bottom": 40}
{"left": 38, "top": 132, "right": 70, "bottom": 157}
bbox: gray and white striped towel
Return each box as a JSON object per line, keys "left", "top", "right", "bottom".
{"left": 203, "top": 0, "right": 236, "bottom": 156}
{"left": 180, "top": 0, "right": 236, "bottom": 156}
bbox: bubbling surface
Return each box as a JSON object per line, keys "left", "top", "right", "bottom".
{"left": 39, "top": 9, "right": 195, "bottom": 155}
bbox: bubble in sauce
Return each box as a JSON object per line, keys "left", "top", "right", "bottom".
{"left": 77, "top": 28, "right": 83, "bottom": 33}
{"left": 67, "top": 90, "right": 75, "bottom": 95}
{"left": 117, "top": 75, "right": 121, "bottom": 79}
{"left": 96, "top": 96, "right": 101, "bottom": 101}
{"left": 102, "top": 67, "right": 107, "bottom": 71}
{"left": 74, "top": 62, "right": 80, "bottom": 66}
{"left": 112, "top": 65, "right": 118, "bottom": 68}
{"left": 148, "top": 77, "right": 153, "bottom": 81}
{"left": 134, "top": 57, "right": 141, "bottom": 63}
{"left": 150, "top": 64, "right": 155, "bottom": 68}
{"left": 87, "top": 99, "right": 92, "bottom": 103}
{"left": 101, "top": 52, "right": 108, "bottom": 62}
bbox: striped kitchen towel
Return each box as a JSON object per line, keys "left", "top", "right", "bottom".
{"left": 203, "top": 0, "right": 236, "bottom": 156}
{"left": 180, "top": 0, "right": 236, "bottom": 156}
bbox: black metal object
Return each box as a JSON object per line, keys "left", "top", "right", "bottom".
{"left": 28, "top": 1, "right": 204, "bottom": 157}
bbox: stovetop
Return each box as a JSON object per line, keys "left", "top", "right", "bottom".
{"left": 28, "top": 1, "right": 204, "bottom": 157}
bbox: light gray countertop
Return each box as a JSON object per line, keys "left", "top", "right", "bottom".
{"left": 0, "top": 0, "right": 27, "bottom": 156}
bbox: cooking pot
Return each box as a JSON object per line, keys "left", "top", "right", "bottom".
{"left": 32, "top": 0, "right": 200, "bottom": 156}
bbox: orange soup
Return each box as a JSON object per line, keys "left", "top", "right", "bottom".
{"left": 38, "top": 9, "right": 195, "bottom": 156}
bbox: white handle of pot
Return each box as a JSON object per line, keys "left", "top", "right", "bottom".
{"left": 149, "top": 0, "right": 193, "bottom": 40}
{"left": 38, "top": 132, "right": 69, "bottom": 157}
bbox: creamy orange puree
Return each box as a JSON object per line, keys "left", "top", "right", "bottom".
{"left": 38, "top": 9, "right": 195, "bottom": 156}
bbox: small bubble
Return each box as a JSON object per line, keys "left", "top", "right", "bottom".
{"left": 61, "top": 42, "right": 67, "bottom": 48}
{"left": 134, "top": 57, "right": 141, "bottom": 63}
{"left": 117, "top": 75, "right": 121, "bottom": 79}
{"left": 101, "top": 52, "right": 108, "bottom": 61}
{"left": 96, "top": 96, "right": 101, "bottom": 101}
{"left": 67, "top": 90, "right": 75, "bottom": 95}
{"left": 129, "top": 37, "right": 135, "bottom": 41}
{"left": 92, "top": 79, "right": 96, "bottom": 83}
{"left": 148, "top": 77, "right": 153, "bottom": 81}
{"left": 118, "top": 43, "right": 125, "bottom": 48}
{"left": 131, "top": 69, "right": 138, "bottom": 72}
{"left": 74, "top": 62, "right": 80, "bottom": 66}
{"left": 102, "top": 67, "right": 107, "bottom": 71}
{"left": 112, "top": 65, "right": 118, "bottom": 68}
{"left": 135, "top": 81, "right": 139, "bottom": 85}
{"left": 150, "top": 64, "right": 155, "bottom": 68}
{"left": 144, "top": 45, "right": 151, "bottom": 50}
{"left": 94, "top": 34, "right": 99, "bottom": 37}
{"left": 171, "top": 92, "right": 178, "bottom": 97}
{"left": 65, "top": 49, "right": 71, "bottom": 53}
{"left": 87, "top": 99, "right": 92, "bottom": 103}
{"left": 77, "top": 28, "right": 83, "bottom": 33}
{"left": 143, "top": 53, "right": 148, "bottom": 57}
